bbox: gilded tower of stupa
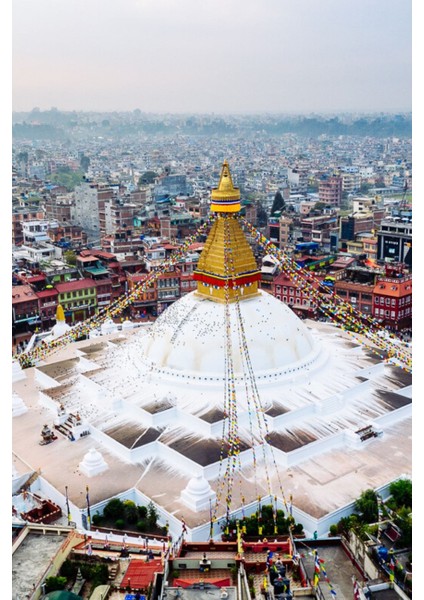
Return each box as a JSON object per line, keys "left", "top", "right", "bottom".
{"left": 193, "top": 161, "right": 261, "bottom": 302}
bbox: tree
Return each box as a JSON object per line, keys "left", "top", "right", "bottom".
{"left": 138, "top": 171, "right": 158, "bottom": 186}
{"left": 80, "top": 154, "right": 90, "bottom": 173}
{"left": 64, "top": 250, "right": 77, "bottom": 266}
{"left": 45, "top": 576, "right": 67, "bottom": 592}
{"left": 103, "top": 497, "right": 125, "bottom": 520}
{"left": 49, "top": 167, "right": 84, "bottom": 191}
{"left": 256, "top": 202, "right": 268, "bottom": 227}
{"left": 124, "top": 500, "right": 139, "bottom": 524}
{"left": 389, "top": 479, "right": 412, "bottom": 509}
{"left": 147, "top": 501, "right": 158, "bottom": 529}
{"left": 394, "top": 506, "right": 412, "bottom": 547}
{"left": 17, "top": 151, "right": 29, "bottom": 164}
{"left": 271, "top": 190, "right": 285, "bottom": 215}
{"left": 355, "top": 489, "right": 378, "bottom": 523}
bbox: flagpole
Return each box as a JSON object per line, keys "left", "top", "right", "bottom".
{"left": 86, "top": 485, "right": 91, "bottom": 530}
{"left": 65, "top": 485, "right": 71, "bottom": 525}
{"left": 209, "top": 499, "right": 213, "bottom": 540}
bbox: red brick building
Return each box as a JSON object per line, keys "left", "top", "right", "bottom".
{"left": 271, "top": 272, "right": 320, "bottom": 318}
{"left": 372, "top": 267, "right": 412, "bottom": 331}
{"left": 127, "top": 273, "right": 157, "bottom": 318}
{"left": 12, "top": 284, "right": 41, "bottom": 345}
{"left": 318, "top": 176, "right": 343, "bottom": 207}
{"left": 334, "top": 281, "right": 374, "bottom": 316}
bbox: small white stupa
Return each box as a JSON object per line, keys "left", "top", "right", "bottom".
{"left": 121, "top": 318, "right": 135, "bottom": 330}
{"left": 50, "top": 304, "right": 71, "bottom": 339}
{"left": 101, "top": 317, "right": 118, "bottom": 335}
{"left": 180, "top": 474, "right": 217, "bottom": 512}
{"left": 79, "top": 447, "right": 109, "bottom": 477}
{"left": 12, "top": 391, "right": 28, "bottom": 417}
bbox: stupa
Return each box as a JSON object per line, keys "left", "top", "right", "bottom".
{"left": 79, "top": 447, "right": 109, "bottom": 477}
{"left": 12, "top": 162, "right": 412, "bottom": 538}
{"left": 49, "top": 304, "right": 71, "bottom": 339}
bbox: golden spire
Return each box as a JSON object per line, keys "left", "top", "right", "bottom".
{"left": 194, "top": 161, "right": 260, "bottom": 302}
{"left": 56, "top": 304, "right": 65, "bottom": 322}
{"left": 210, "top": 160, "right": 241, "bottom": 213}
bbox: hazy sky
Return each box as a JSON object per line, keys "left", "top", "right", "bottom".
{"left": 12, "top": 0, "right": 412, "bottom": 114}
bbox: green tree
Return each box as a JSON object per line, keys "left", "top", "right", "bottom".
{"left": 138, "top": 171, "right": 158, "bottom": 186}
{"left": 136, "top": 519, "right": 147, "bottom": 532}
{"left": 147, "top": 501, "right": 158, "bottom": 529}
{"left": 103, "top": 497, "right": 125, "bottom": 520}
{"left": 271, "top": 190, "right": 285, "bottom": 215}
{"left": 49, "top": 167, "right": 84, "bottom": 191}
{"left": 394, "top": 506, "right": 412, "bottom": 547}
{"left": 45, "top": 576, "right": 67, "bottom": 592}
{"left": 389, "top": 479, "right": 412, "bottom": 509}
{"left": 80, "top": 154, "right": 90, "bottom": 173}
{"left": 91, "top": 513, "right": 103, "bottom": 526}
{"left": 64, "top": 250, "right": 77, "bottom": 266}
{"left": 124, "top": 500, "right": 139, "bottom": 524}
{"left": 355, "top": 489, "right": 378, "bottom": 524}
{"left": 17, "top": 151, "right": 29, "bottom": 164}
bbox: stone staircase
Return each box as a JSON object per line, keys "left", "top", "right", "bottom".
{"left": 54, "top": 414, "right": 77, "bottom": 439}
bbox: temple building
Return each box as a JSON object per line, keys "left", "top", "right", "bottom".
{"left": 12, "top": 162, "right": 411, "bottom": 541}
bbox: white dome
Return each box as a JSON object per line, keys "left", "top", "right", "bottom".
{"left": 101, "top": 318, "right": 118, "bottom": 334}
{"left": 139, "top": 290, "right": 319, "bottom": 380}
{"left": 185, "top": 474, "right": 212, "bottom": 495}
{"left": 79, "top": 447, "right": 108, "bottom": 477}
{"left": 51, "top": 320, "right": 71, "bottom": 339}
{"left": 181, "top": 474, "right": 216, "bottom": 512}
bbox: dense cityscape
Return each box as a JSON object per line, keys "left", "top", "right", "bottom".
{"left": 12, "top": 110, "right": 412, "bottom": 351}
{"left": 12, "top": 109, "right": 413, "bottom": 600}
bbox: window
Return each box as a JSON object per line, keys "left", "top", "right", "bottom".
{"left": 283, "top": 296, "right": 287, "bottom": 302}
{"left": 391, "top": 311, "right": 395, "bottom": 318}
{"left": 296, "top": 298, "right": 300, "bottom": 304}
{"left": 386, "top": 298, "right": 390, "bottom": 306}
{"left": 375, "top": 297, "right": 379, "bottom": 304}
{"left": 391, "top": 299, "right": 396, "bottom": 306}
{"left": 289, "top": 297, "right": 294, "bottom": 304}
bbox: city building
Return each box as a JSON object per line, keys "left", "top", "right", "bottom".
{"left": 377, "top": 218, "right": 412, "bottom": 267}
{"left": 372, "top": 265, "right": 412, "bottom": 331}
{"left": 12, "top": 206, "right": 46, "bottom": 246}
{"left": 318, "top": 176, "right": 342, "bottom": 207}
{"left": 54, "top": 278, "right": 97, "bottom": 323}
{"left": 267, "top": 215, "right": 293, "bottom": 249}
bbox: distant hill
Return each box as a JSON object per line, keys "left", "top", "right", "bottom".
{"left": 12, "top": 110, "right": 412, "bottom": 141}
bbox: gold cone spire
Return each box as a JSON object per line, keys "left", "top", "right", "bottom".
{"left": 56, "top": 304, "right": 65, "bottom": 322}
{"left": 194, "top": 161, "right": 261, "bottom": 302}
{"left": 210, "top": 160, "right": 241, "bottom": 213}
